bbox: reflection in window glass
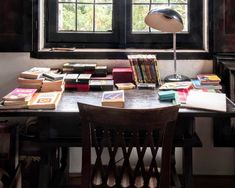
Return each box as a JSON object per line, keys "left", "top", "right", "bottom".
{"left": 132, "top": 0, "right": 188, "bottom": 32}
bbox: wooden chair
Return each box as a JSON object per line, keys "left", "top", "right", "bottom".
{"left": 78, "top": 102, "right": 179, "bottom": 188}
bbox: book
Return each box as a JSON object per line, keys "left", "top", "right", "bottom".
{"left": 159, "top": 81, "right": 192, "bottom": 90}
{"left": 91, "top": 74, "right": 113, "bottom": 80}
{"left": 64, "top": 74, "right": 79, "bottom": 83}
{"left": 89, "top": 80, "right": 114, "bottom": 91}
{"left": 28, "top": 91, "right": 62, "bottom": 109}
{"left": 197, "top": 74, "right": 221, "bottom": 85}
{"left": 115, "top": 83, "right": 135, "bottom": 90}
{"left": 42, "top": 72, "right": 66, "bottom": 81}
{"left": 17, "top": 77, "right": 44, "bottom": 90}
{"left": 20, "top": 67, "right": 51, "bottom": 79}
{"left": 94, "top": 66, "right": 108, "bottom": 77}
{"left": 0, "top": 101, "right": 28, "bottom": 109}
{"left": 112, "top": 68, "right": 133, "bottom": 84}
{"left": 182, "top": 90, "right": 226, "bottom": 112}
{"left": 137, "top": 83, "right": 156, "bottom": 89}
{"left": 191, "top": 79, "right": 222, "bottom": 90}
{"left": 2, "top": 88, "right": 37, "bottom": 101}
{"left": 158, "top": 90, "right": 176, "bottom": 101}
{"left": 40, "top": 80, "right": 65, "bottom": 92}
{"left": 77, "top": 74, "right": 92, "bottom": 83}
{"left": 101, "top": 90, "right": 125, "bottom": 108}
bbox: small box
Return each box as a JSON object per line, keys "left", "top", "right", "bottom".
{"left": 112, "top": 68, "right": 133, "bottom": 84}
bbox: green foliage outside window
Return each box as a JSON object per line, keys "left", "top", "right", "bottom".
{"left": 58, "top": 0, "right": 188, "bottom": 32}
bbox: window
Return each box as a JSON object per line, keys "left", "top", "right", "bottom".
{"left": 45, "top": 0, "right": 203, "bottom": 50}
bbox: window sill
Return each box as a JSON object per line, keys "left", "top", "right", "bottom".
{"left": 30, "top": 48, "right": 212, "bottom": 60}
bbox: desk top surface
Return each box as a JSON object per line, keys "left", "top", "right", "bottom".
{"left": 0, "top": 90, "right": 235, "bottom": 117}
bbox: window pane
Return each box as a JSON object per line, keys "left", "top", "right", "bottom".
{"left": 96, "top": 0, "right": 112, "bottom": 3}
{"left": 95, "top": 5, "right": 112, "bottom": 31}
{"left": 58, "top": 0, "right": 113, "bottom": 32}
{"left": 171, "top": 0, "right": 187, "bottom": 3}
{"left": 133, "top": 0, "right": 150, "bottom": 3}
{"left": 152, "top": 0, "right": 168, "bottom": 3}
{"left": 132, "top": 5, "right": 149, "bottom": 32}
{"left": 58, "top": 3, "right": 76, "bottom": 31}
{"left": 132, "top": 0, "right": 189, "bottom": 32}
{"left": 77, "top": 5, "right": 93, "bottom": 31}
{"left": 171, "top": 4, "right": 188, "bottom": 31}
{"left": 59, "top": 0, "right": 76, "bottom": 2}
{"left": 78, "top": 0, "right": 93, "bottom": 3}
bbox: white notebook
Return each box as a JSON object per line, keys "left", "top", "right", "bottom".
{"left": 182, "top": 90, "right": 226, "bottom": 112}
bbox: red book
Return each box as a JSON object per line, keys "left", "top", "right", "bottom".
{"left": 65, "top": 83, "right": 90, "bottom": 91}
{"left": 112, "top": 68, "right": 133, "bottom": 84}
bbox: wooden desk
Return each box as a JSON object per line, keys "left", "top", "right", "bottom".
{"left": 0, "top": 90, "right": 235, "bottom": 188}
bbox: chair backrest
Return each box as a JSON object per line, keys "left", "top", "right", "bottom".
{"left": 78, "top": 102, "right": 179, "bottom": 188}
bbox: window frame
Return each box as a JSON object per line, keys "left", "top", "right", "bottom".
{"left": 31, "top": 0, "right": 212, "bottom": 59}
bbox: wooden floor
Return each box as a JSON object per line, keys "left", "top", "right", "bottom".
{"left": 67, "top": 174, "right": 235, "bottom": 188}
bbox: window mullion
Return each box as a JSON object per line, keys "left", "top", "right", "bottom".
{"left": 115, "top": 0, "right": 127, "bottom": 48}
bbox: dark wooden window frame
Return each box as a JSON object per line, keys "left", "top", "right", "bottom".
{"left": 31, "top": 0, "right": 213, "bottom": 59}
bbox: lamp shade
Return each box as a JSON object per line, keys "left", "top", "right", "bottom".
{"left": 145, "top": 8, "right": 183, "bottom": 33}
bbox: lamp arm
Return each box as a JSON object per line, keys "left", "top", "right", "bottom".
{"left": 173, "top": 32, "right": 177, "bottom": 75}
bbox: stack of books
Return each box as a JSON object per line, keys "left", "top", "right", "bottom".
{"left": 159, "top": 81, "right": 193, "bottom": 91}
{"left": 89, "top": 75, "right": 114, "bottom": 91}
{"left": 64, "top": 74, "right": 79, "bottom": 90}
{"left": 62, "top": 63, "right": 97, "bottom": 74}
{"left": 0, "top": 88, "right": 37, "bottom": 109}
{"left": 0, "top": 88, "right": 63, "bottom": 110}
{"left": 18, "top": 67, "right": 50, "bottom": 90}
{"left": 89, "top": 80, "right": 114, "bottom": 91}
{"left": 62, "top": 63, "right": 111, "bottom": 91}
{"left": 18, "top": 67, "right": 65, "bottom": 91}
{"left": 192, "top": 74, "right": 222, "bottom": 90}
{"left": 159, "top": 81, "right": 193, "bottom": 104}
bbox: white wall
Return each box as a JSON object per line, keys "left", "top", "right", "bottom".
{"left": 0, "top": 52, "right": 234, "bottom": 175}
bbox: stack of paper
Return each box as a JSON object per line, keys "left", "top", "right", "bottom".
{"left": 182, "top": 90, "right": 226, "bottom": 112}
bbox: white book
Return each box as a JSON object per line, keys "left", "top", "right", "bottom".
{"left": 182, "top": 90, "right": 226, "bottom": 112}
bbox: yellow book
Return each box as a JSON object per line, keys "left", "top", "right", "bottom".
{"left": 28, "top": 91, "right": 62, "bottom": 109}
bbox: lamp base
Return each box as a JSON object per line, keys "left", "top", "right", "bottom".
{"left": 164, "top": 74, "right": 190, "bottom": 82}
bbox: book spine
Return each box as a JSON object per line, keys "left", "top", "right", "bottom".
{"left": 153, "top": 57, "right": 162, "bottom": 86}
{"left": 128, "top": 57, "right": 138, "bottom": 84}
{"left": 145, "top": 56, "right": 152, "bottom": 83}
{"left": 137, "top": 57, "right": 145, "bottom": 83}
{"left": 133, "top": 56, "right": 142, "bottom": 83}
{"left": 147, "top": 55, "right": 156, "bottom": 83}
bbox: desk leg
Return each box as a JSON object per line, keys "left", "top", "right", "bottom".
{"left": 39, "top": 146, "right": 53, "bottom": 188}
{"left": 38, "top": 117, "right": 52, "bottom": 188}
{"left": 183, "top": 146, "right": 192, "bottom": 188}
{"left": 182, "top": 117, "right": 194, "bottom": 188}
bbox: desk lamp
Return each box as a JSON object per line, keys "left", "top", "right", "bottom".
{"left": 145, "top": 8, "right": 189, "bottom": 82}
